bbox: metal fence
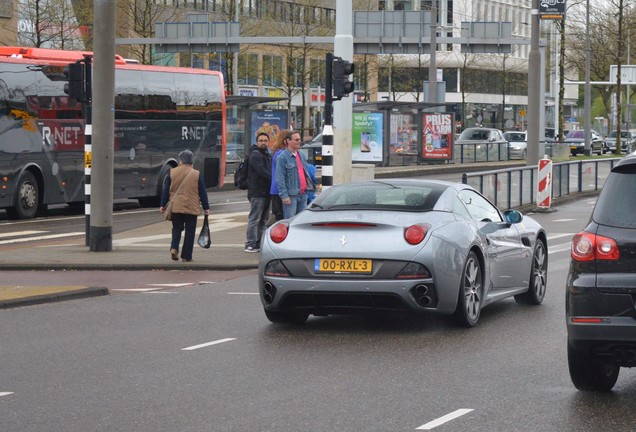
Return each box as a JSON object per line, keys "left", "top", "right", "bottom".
{"left": 454, "top": 141, "right": 572, "bottom": 164}
{"left": 462, "top": 158, "right": 622, "bottom": 210}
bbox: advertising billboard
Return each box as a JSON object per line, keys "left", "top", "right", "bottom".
{"left": 422, "top": 113, "right": 454, "bottom": 161}
{"left": 250, "top": 110, "right": 288, "bottom": 148}
{"left": 352, "top": 112, "right": 384, "bottom": 163}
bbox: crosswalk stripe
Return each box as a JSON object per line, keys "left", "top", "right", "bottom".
{"left": 0, "top": 230, "right": 45, "bottom": 239}
{"left": 0, "top": 232, "right": 84, "bottom": 245}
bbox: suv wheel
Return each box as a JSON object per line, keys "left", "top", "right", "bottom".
{"left": 568, "top": 342, "right": 619, "bottom": 392}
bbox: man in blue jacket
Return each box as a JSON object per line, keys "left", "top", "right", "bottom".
{"left": 244, "top": 132, "right": 272, "bottom": 253}
{"left": 275, "top": 130, "right": 309, "bottom": 219}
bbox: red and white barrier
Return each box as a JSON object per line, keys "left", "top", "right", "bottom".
{"left": 536, "top": 158, "right": 553, "bottom": 209}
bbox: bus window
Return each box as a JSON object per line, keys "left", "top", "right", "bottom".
{"left": 142, "top": 70, "right": 176, "bottom": 119}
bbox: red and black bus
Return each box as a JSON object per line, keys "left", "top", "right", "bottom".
{"left": 0, "top": 46, "right": 226, "bottom": 219}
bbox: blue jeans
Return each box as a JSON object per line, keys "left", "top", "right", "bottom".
{"left": 283, "top": 194, "right": 307, "bottom": 219}
{"left": 246, "top": 197, "right": 271, "bottom": 248}
{"left": 170, "top": 213, "right": 198, "bottom": 260}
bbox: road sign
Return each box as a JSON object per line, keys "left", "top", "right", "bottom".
{"left": 609, "top": 65, "right": 636, "bottom": 84}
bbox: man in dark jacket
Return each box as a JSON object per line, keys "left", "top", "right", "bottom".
{"left": 244, "top": 132, "right": 272, "bottom": 252}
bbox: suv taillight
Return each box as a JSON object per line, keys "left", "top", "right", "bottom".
{"left": 571, "top": 232, "right": 620, "bottom": 262}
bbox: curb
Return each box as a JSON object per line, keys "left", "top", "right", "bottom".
{"left": 0, "top": 286, "right": 109, "bottom": 309}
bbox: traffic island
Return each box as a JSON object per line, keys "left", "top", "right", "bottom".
{"left": 0, "top": 285, "right": 109, "bottom": 309}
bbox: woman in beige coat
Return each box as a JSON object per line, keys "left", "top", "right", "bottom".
{"left": 159, "top": 150, "right": 210, "bottom": 262}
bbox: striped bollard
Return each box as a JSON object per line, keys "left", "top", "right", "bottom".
{"left": 536, "top": 157, "right": 553, "bottom": 209}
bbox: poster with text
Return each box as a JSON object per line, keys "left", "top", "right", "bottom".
{"left": 422, "top": 113, "right": 454, "bottom": 161}
{"left": 251, "top": 110, "right": 288, "bottom": 149}
{"left": 352, "top": 112, "right": 384, "bottom": 163}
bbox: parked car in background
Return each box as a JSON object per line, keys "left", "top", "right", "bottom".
{"left": 456, "top": 127, "right": 507, "bottom": 146}
{"left": 565, "top": 129, "right": 605, "bottom": 155}
{"left": 259, "top": 179, "right": 547, "bottom": 326}
{"left": 566, "top": 155, "right": 636, "bottom": 391}
{"left": 455, "top": 127, "right": 508, "bottom": 160}
{"left": 504, "top": 131, "right": 527, "bottom": 159}
{"left": 544, "top": 127, "right": 556, "bottom": 142}
{"left": 605, "top": 130, "right": 636, "bottom": 153}
{"left": 300, "top": 134, "right": 322, "bottom": 166}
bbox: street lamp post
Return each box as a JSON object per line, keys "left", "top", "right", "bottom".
{"left": 527, "top": 0, "right": 541, "bottom": 166}
{"left": 584, "top": 0, "right": 592, "bottom": 156}
{"left": 428, "top": 0, "right": 437, "bottom": 110}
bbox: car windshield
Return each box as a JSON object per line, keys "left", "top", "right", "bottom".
{"left": 593, "top": 165, "right": 636, "bottom": 228}
{"left": 504, "top": 133, "right": 525, "bottom": 141}
{"left": 309, "top": 182, "right": 447, "bottom": 211}
{"left": 568, "top": 130, "right": 585, "bottom": 139}
{"left": 458, "top": 129, "right": 490, "bottom": 140}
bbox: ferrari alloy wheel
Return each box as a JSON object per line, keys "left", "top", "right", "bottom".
{"left": 515, "top": 239, "right": 547, "bottom": 305}
{"left": 568, "top": 342, "right": 619, "bottom": 392}
{"left": 265, "top": 310, "right": 309, "bottom": 325}
{"left": 455, "top": 251, "right": 482, "bottom": 327}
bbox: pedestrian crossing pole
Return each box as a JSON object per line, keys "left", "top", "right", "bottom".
{"left": 83, "top": 56, "right": 92, "bottom": 246}
{"left": 321, "top": 52, "right": 334, "bottom": 189}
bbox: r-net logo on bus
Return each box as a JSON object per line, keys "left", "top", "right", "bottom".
{"left": 41, "top": 124, "right": 83, "bottom": 149}
{"left": 182, "top": 126, "right": 207, "bottom": 141}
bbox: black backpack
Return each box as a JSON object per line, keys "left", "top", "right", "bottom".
{"left": 233, "top": 155, "right": 249, "bottom": 190}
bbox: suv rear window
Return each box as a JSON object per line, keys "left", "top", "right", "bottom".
{"left": 593, "top": 165, "right": 636, "bottom": 228}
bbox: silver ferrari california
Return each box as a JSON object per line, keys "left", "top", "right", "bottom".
{"left": 259, "top": 179, "right": 547, "bottom": 327}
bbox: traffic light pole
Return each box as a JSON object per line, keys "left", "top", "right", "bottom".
{"left": 321, "top": 52, "right": 334, "bottom": 189}
{"left": 83, "top": 55, "right": 92, "bottom": 246}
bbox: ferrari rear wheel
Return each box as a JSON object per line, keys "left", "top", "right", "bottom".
{"left": 265, "top": 310, "right": 309, "bottom": 324}
{"left": 515, "top": 239, "right": 547, "bottom": 305}
{"left": 454, "top": 251, "right": 482, "bottom": 327}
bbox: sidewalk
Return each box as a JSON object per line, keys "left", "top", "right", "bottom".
{"left": 0, "top": 160, "right": 526, "bottom": 307}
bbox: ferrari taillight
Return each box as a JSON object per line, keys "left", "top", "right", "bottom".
{"left": 404, "top": 224, "right": 431, "bottom": 245}
{"left": 571, "top": 232, "right": 620, "bottom": 262}
{"left": 270, "top": 222, "right": 289, "bottom": 243}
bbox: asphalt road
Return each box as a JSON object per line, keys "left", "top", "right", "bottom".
{"left": 2, "top": 197, "right": 636, "bottom": 431}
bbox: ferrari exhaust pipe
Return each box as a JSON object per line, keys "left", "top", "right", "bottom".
{"left": 263, "top": 282, "right": 276, "bottom": 304}
{"left": 414, "top": 284, "right": 431, "bottom": 307}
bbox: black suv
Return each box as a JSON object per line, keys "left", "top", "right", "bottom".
{"left": 566, "top": 155, "right": 636, "bottom": 391}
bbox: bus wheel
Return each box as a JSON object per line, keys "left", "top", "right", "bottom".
{"left": 8, "top": 171, "right": 39, "bottom": 219}
{"left": 139, "top": 164, "right": 171, "bottom": 208}
{"left": 138, "top": 196, "right": 160, "bottom": 208}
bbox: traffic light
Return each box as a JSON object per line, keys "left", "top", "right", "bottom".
{"left": 332, "top": 56, "right": 354, "bottom": 100}
{"left": 64, "top": 60, "right": 86, "bottom": 101}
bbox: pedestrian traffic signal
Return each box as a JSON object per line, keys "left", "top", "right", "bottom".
{"left": 64, "top": 60, "right": 86, "bottom": 101}
{"left": 332, "top": 56, "right": 354, "bottom": 100}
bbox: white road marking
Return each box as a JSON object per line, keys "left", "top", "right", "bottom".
{"left": 0, "top": 392, "right": 14, "bottom": 397}
{"left": 228, "top": 292, "right": 259, "bottom": 295}
{"left": 548, "top": 243, "right": 572, "bottom": 254}
{"left": 0, "top": 230, "right": 45, "bottom": 239}
{"left": 107, "top": 243, "right": 247, "bottom": 248}
{"left": 199, "top": 281, "right": 219, "bottom": 284}
{"left": 143, "top": 291, "right": 178, "bottom": 294}
{"left": 147, "top": 283, "right": 193, "bottom": 287}
{"left": 0, "top": 232, "right": 84, "bottom": 245}
{"left": 547, "top": 233, "right": 575, "bottom": 240}
{"left": 182, "top": 338, "right": 236, "bottom": 351}
{"left": 416, "top": 409, "right": 474, "bottom": 430}
{"left": 553, "top": 218, "right": 576, "bottom": 222}
{"left": 110, "top": 288, "right": 160, "bottom": 292}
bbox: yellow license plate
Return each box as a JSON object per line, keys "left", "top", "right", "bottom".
{"left": 315, "top": 259, "right": 372, "bottom": 273}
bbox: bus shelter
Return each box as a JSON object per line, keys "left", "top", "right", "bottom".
{"left": 352, "top": 101, "right": 450, "bottom": 167}
{"left": 226, "top": 96, "right": 290, "bottom": 165}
